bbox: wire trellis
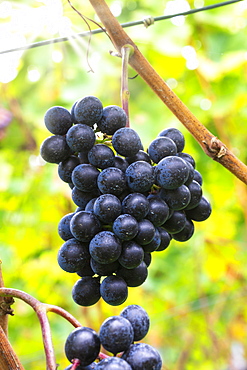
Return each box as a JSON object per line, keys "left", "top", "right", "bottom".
{"left": 0, "top": 0, "right": 243, "bottom": 55}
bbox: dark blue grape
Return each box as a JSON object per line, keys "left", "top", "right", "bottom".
{"left": 112, "top": 127, "right": 143, "bottom": 157}
{"left": 185, "top": 180, "right": 202, "bottom": 210}
{"left": 158, "top": 127, "right": 185, "bottom": 152}
{"left": 70, "top": 211, "right": 101, "bottom": 242}
{"left": 95, "top": 357, "right": 132, "bottom": 370}
{"left": 40, "top": 135, "right": 71, "bottom": 164}
{"left": 185, "top": 196, "right": 211, "bottom": 221}
{"left": 93, "top": 194, "right": 122, "bottom": 224}
{"left": 97, "top": 105, "right": 127, "bottom": 134}
{"left": 58, "top": 156, "right": 80, "bottom": 183}
{"left": 90, "top": 258, "right": 119, "bottom": 276}
{"left": 162, "top": 210, "right": 187, "bottom": 234}
{"left": 156, "top": 227, "right": 171, "bottom": 251}
{"left": 155, "top": 156, "right": 189, "bottom": 189}
{"left": 172, "top": 218, "right": 194, "bottom": 241}
{"left": 125, "top": 161, "right": 154, "bottom": 193}
{"left": 135, "top": 219, "right": 155, "bottom": 245}
{"left": 74, "top": 96, "right": 103, "bottom": 126}
{"left": 44, "top": 106, "right": 72, "bottom": 135}
{"left": 113, "top": 214, "right": 139, "bottom": 241}
{"left": 72, "top": 276, "right": 101, "bottom": 306}
{"left": 117, "top": 261, "right": 148, "bottom": 287}
{"left": 89, "top": 231, "right": 122, "bottom": 264}
{"left": 88, "top": 144, "right": 115, "bottom": 169}
{"left": 184, "top": 160, "right": 195, "bottom": 185}
{"left": 126, "top": 150, "right": 151, "bottom": 164}
{"left": 142, "top": 228, "right": 161, "bottom": 252}
{"left": 120, "top": 304, "right": 150, "bottom": 341}
{"left": 122, "top": 343, "right": 162, "bottom": 370}
{"left": 143, "top": 252, "right": 152, "bottom": 267}
{"left": 85, "top": 198, "right": 97, "bottom": 213}
{"left": 78, "top": 151, "right": 90, "bottom": 164}
{"left": 146, "top": 197, "right": 169, "bottom": 226}
{"left": 160, "top": 185, "right": 191, "bottom": 210}
{"left": 148, "top": 136, "right": 177, "bottom": 163}
{"left": 72, "top": 164, "right": 100, "bottom": 192}
{"left": 122, "top": 193, "right": 150, "bottom": 221}
{"left": 58, "top": 212, "right": 74, "bottom": 241}
{"left": 100, "top": 275, "right": 128, "bottom": 306}
{"left": 177, "top": 152, "right": 195, "bottom": 168}
{"left": 71, "top": 100, "right": 79, "bottom": 124}
{"left": 97, "top": 167, "right": 126, "bottom": 196}
{"left": 193, "top": 169, "right": 203, "bottom": 185}
{"left": 99, "top": 316, "right": 134, "bottom": 354}
{"left": 66, "top": 124, "right": 95, "bottom": 153}
{"left": 118, "top": 240, "right": 144, "bottom": 269}
{"left": 65, "top": 327, "right": 100, "bottom": 366}
{"left": 72, "top": 187, "right": 100, "bottom": 209}
{"left": 77, "top": 262, "right": 95, "bottom": 277}
{"left": 57, "top": 238, "right": 89, "bottom": 273}
{"left": 113, "top": 156, "right": 129, "bottom": 172}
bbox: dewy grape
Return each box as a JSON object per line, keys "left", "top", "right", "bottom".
{"left": 40, "top": 95, "right": 212, "bottom": 308}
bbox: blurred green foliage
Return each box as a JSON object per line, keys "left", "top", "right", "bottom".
{"left": 0, "top": 0, "right": 247, "bottom": 369}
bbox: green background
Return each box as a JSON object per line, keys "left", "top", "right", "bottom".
{"left": 0, "top": 0, "right": 247, "bottom": 369}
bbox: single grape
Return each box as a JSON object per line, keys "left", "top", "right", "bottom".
{"left": 120, "top": 304, "right": 150, "bottom": 341}
{"left": 172, "top": 218, "right": 194, "bottom": 241}
{"left": 97, "top": 105, "right": 127, "bottom": 134}
{"left": 158, "top": 127, "right": 185, "bottom": 152}
{"left": 143, "top": 252, "right": 152, "bottom": 267}
{"left": 155, "top": 155, "right": 189, "bottom": 189}
{"left": 162, "top": 210, "right": 187, "bottom": 234}
{"left": 146, "top": 197, "right": 169, "bottom": 226}
{"left": 142, "top": 228, "right": 161, "bottom": 253}
{"left": 122, "top": 343, "right": 162, "bottom": 370}
{"left": 156, "top": 227, "right": 171, "bottom": 251}
{"left": 99, "top": 316, "right": 134, "bottom": 354}
{"left": 100, "top": 275, "right": 128, "bottom": 306}
{"left": 95, "top": 357, "right": 132, "bottom": 370}
{"left": 122, "top": 193, "right": 149, "bottom": 221}
{"left": 72, "top": 164, "right": 100, "bottom": 192}
{"left": 193, "top": 169, "right": 203, "bottom": 185}
{"left": 177, "top": 152, "right": 195, "bottom": 168}
{"left": 113, "top": 156, "right": 129, "bottom": 172}
{"left": 113, "top": 214, "right": 139, "bottom": 241}
{"left": 118, "top": 240, "right": 144, "bottom": 269}
{"left": 184, "top": 160, "right": 195, "bottom": 185}
{"left": 126, "top": 150, "right": 151, "bottom": 164}
{"left": 125, "top": 161, "right": 154, "bottom": 193}
{"left": 77, "top": 262, "right": 95, "bottom": 277}
{"left": 78, "top": 151, "right": 90, "bottom": 164}
{"left": 160, "top": 185, "right": 191, "bottom": 210}
{"left": 66, "top": 124, "right": 95, "bottom": 153}
{"left": 58, "top": 212, "right": 74, "bottom": 241}
{"left": 185, "top": 180, "right": 202, "bottom": 210}
{"left": 88, "top": 144, "right": 115, "bottom": 169}
{"left": 97, "top": 167, "right": 126, "bottom": 196}
{"left": 90, "top": 258, "right": 120, "bottom": 276}
{"left": 74, "top": 96, "right": 103, "bottom": 126}
{"left": 89, "top": 231, "right": 122, "bottom": 264}
{"left": 40, "top": 135, "right": 71, "bottom": 164}
{"left": 85, "top": 198, "right": 97, "bottom": 213}
{"left": 93, "top": 194, "right": 122, "bottom": 224}
{"left": 185, "top": 196, "right": 211, "bottom": 221}
{"left": 148, "top": 136, "right": 177, "bottom": 163}
{"left": 44, "top": 106, "right": 72, "bottom": 135}
{"left": 72, "top": 276, "right": 101, "bottom": 306}
{"left": 58, "top": 156, "right": 80, "bottom": 183}
{"left": 70, "top": 211, "right": 101, "bottom": 242}
{"left": 65, "top": 327, "right": 100, "bottom": 366}
{"left": 72, "top": 187, "right": 100, "bottom": 208}
{"left": 135, "top": 219, "right": 155, "bottom": 245}
{"left": 57, "top": 238, "right": 90, "bottom": 273}
{"left": 117, "top": 261, "right": 148, "bottom": 287}
{"left": 112, "top": 127, "right": 143, "bottom": 157}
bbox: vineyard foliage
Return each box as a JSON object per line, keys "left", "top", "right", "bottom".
{"left": 0, "top": 0, "right": 247, "bottom": 369}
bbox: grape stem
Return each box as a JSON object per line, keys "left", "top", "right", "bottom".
{"left": 121, "top": 44, "right": 134, "bottom": 127}
{"left": 0, "top": 288, "right": 82, "bottom": 370}
{"left": 88, "top": 0, "right": 247, "bottom": 185}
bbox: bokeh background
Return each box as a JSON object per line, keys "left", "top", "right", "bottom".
{"left": 0, "top": 0, "right": 247, "bottom": 369}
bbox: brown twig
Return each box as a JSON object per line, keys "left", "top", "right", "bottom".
{"left": 88, "top": 0, "right": 247, "bottom": 185}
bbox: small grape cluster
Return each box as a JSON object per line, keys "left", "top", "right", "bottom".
{"left": 40, "top": 95, "right": 211, "bottom": 307}
{"left": 63, "top": 304, "right": 162, "bottom": 370}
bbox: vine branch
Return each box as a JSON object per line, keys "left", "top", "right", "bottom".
{"left": 88, "top": 0, "right": 247, "bottom": 185}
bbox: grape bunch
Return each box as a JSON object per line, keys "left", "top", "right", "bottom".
{"left": 63, "top": 304, "right": 162, "bottom": 370}
{"left": 40, "top": 95, "right": 211, "bottom": 307}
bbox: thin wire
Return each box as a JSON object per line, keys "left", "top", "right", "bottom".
{"left": 0, "top": 0, "right": 243, "bottom": 55}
